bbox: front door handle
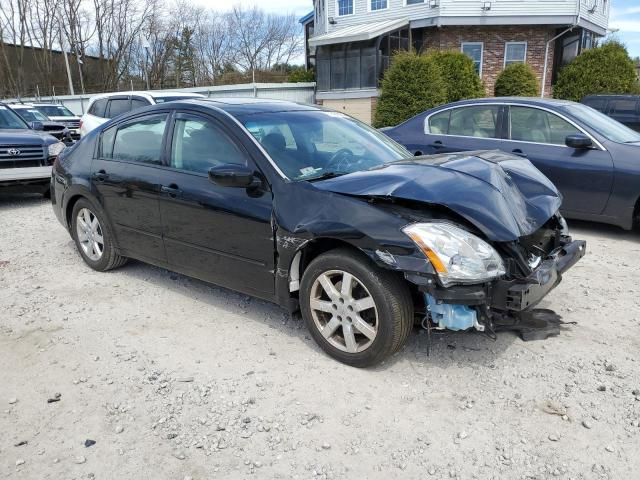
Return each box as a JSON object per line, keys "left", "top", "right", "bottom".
{"left": 430, "top": 140, "right": 444, "bottom": 149}
{"left": 511, "top": 149, "right": 528, "bottom": 158}
{"left": 92, "top": 169, "right": 108, "bottom": 182}
{"left": 161, "top": 184, "right": 181, "bottom": 198}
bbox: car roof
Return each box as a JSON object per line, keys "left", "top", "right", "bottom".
{"left": 179, "top": 97, "right": 321, "bottom": 116}
{"left": 582, "top": 94, "right": 640, "bottom": 99}
{"left": 87, "top": 91, "right": 205, "bottom": 102}
{"left": 442, "top": 97, "right": 578, "bottom": 108}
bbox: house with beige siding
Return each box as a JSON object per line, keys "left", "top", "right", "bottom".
{"left": 300, "top": 0, "right": 610, "bottom": 123}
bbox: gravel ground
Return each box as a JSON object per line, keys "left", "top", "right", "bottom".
{"left": 1, "top": 194, "right": 639, "bottom": 480}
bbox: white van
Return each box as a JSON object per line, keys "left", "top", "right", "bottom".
{"left": 80, "top": 91, "right": 205, "bottom": 137}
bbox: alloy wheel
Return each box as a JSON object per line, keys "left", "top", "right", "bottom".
{"left": 309, "top": 269, "right": 378, "bottom": 353}
{"left": 76, "top": 208, "right": 104, "bottom": 261}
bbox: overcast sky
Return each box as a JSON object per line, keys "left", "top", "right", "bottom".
{"left": 202, "top": 0, "right": 639, "bottom": 58}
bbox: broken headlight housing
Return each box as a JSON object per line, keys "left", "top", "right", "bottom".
{"left": 403, "top": 222, "right": 506, "bottom": 287}
{"left": 47, "top": 141, "right": 66, "bottom": 157}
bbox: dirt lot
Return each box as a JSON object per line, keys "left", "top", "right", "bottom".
{"left": 1, "top": 194, "right": 639, "bottom": 480}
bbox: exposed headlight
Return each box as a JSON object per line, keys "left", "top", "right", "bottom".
{"left": 403, "top": 222, "right": 506, "bottom": 287}
{"left": 48, "top": 141, "right": 66, "bottom": 157}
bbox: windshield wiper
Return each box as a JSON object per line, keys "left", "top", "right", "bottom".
{"left": 304, "top": 171, "right": 348, "bottom": 182}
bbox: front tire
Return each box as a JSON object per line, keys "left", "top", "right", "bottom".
{"left": 71, "top": 198, "right": 127, "bottom": 271}
{"left": 300, "top": 248, "right": 413, "bottom": 367}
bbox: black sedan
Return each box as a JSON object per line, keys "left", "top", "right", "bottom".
{"left": 383, "top": 98, "right": 640, "bottom": 231}
{"left": 51, "top": 99, "right": 585, "bottom": 367}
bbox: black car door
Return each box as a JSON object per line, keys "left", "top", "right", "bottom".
{"left": 420, "top": 104, "right": 506, "bottom": 154}
{"left": 157, "top": 111, "right": 275, "bottom": 299}
{"left": 91, "top": 112, "right": 169, "bottom": 264}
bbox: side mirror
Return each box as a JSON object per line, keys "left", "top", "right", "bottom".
{"left": 565, "top": 134, "right": 592, "bottom": 149}
{"left": 30, "top": 121, "right": 44, "bottom": 131}
{"left": 208, "top": 164, "right": 261, "bottom": 188}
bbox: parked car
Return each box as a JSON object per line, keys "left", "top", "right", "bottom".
{"left": 581, "top": 94, "right": 640, "bottom": 132}
{"left": 51, "top": 98, "right": 585, "bottom": 367}
{"left": 0, "top": 102, "right": 66, "bottom": 195}
{"left": 80, "top": 91, "right": 205, "bottom": 137}
{"left": 31, "top": 103, "right": 82, "bottom": 141}
{"left": 8, "top": 104, "right": 73, "bottom": 144}
{"left": 383, "top": 98, "right": 640, "bottom": 231}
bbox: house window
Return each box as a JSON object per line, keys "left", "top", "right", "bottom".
{"left": 461, "top": 42, "right": 483, "bottom": 76}
{"left": 504, "top": 42, "right": 527, "bottom": 66}
{"left": 370, "top": 0, "right": 388, "bottom": 11}
{"left": 405, "top": 0, "right": 424, "bottom": 4}
{"left": 337, "top": 0, "right": 353, "bottom": 16}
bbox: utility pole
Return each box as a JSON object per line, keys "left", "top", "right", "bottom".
{"left": 59, "top": 28, "right": 75, "bottom": 95}
{"left": 76, "top": 46, "right": 85, "bottom": 95}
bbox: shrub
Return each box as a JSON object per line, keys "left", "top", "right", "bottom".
{"left": 373, "top": 51, "right": 447, "bottom": 128}
{"left": 425, "top": 50, "right": 485, "bottom": 102}
{"left": 494, "top": 63, "right": 539, "bottom": 97}
{"left": 553, "top": 41, "right": 640, "bottom": 101}
{"left": 288, "top": 67, "right": 315, "bottom": 83}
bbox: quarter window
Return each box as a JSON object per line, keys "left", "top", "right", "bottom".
{"left": 171, "top": 117, "right": 247, "bottom": 173}
{"left": 447, "top": 106, "right": 500, "bottom": 138}
{"left": 509, "top": 106, "right": 580, "bottom": 145}
{"left": 89, "top": 99, "right": 108, "bottom": 117}
{"left": 428, "top": 110, "right": 451, "bottom": 134}
{"left": 461, "top": 43, "right": 483, "bottom": 76}
{"left": 370, "top": 0, "right": 387, "bottom": 10}
{"left": 504, "top": 42, "right": 527, "bottom": 66}
{"left": 337, "top": 0, "right": 353, "bottom": 16}
{"left": 109, "top": 115, "right": 167, "bottom": 164}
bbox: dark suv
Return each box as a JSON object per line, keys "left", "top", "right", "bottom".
{"left": 0, "top": 102, "right": 66, "bottom": 195}
{"left": 581, "top": 95, "right": 640, "bottom": 132}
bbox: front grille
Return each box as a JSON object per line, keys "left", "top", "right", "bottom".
{"left": 63, "top": 120, "right": 80, "bottom": 128}
{"left": 0, "top": 144, "right": 46, "bottom": 169}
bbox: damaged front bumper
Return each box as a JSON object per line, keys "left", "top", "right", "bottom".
{"left": 412, "top": 239, "right": 587, "bottom": 339}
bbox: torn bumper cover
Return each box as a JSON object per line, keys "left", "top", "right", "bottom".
{"left": 411, "top": 239, "right": 586, "bottom": 338}
{"left": 491, "top": 239, "right": 586, "bottom": 312}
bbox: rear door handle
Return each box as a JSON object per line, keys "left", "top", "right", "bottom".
{"left": 430, "top": 140, "right": 444, "bottom": 149}
{"left": 92, "top": 169, "right": 108, "bottom": 182}
{"left": 511, "top": 149, "right": 528, "bottom": 158}
{"left": 161, "top": 184, "right": 181, "bottom": 198}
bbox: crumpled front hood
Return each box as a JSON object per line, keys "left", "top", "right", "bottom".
{"left": 313, "top": 150, "right": 562, "bottom": 242}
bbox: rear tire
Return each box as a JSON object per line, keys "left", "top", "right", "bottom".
{"left": 71, "top": 198, "right": 127, "bottom": 271}
{"left": 300, "top": 248, "right": 413, "bottom": 367}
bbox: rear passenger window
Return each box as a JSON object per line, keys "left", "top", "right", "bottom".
{"left": 107, "top": 99, "right": 130, "bottom": 119}
{"left": 89, "top": 99, "right": 107, "bottom": 117}
{"left": 609, "top": 99, "right": 638, "bottom": 114}
{"left": 109, "top": 115, "right": 167, "bottom": 164}
{"left": 448, "top": 106, "right": 499, "bottom": 138}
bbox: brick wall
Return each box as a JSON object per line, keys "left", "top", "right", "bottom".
{"left": 422, "top": 26, "right": 556, "bottom": 97}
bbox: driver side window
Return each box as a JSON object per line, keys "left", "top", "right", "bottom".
{"left": 171, "top": 117, "right": 247, "bottom": 173}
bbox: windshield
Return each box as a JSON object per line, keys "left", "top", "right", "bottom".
{"left": 34, "top": 105, "right": 75, "bottom": 117}
{"left": 0, "top": 105, "right": 28, "bottom": 129}
{"left": 562, "top": 104, "right": 640, "bottom": 143}
{"left": 15, "top": 108, "right": 49, "bottom": 122}
{"left": 153, "top": 95, "right": 203, "bottom": 103}
{"left": 239, "top": 110, "right": 411, "bottom": 180}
